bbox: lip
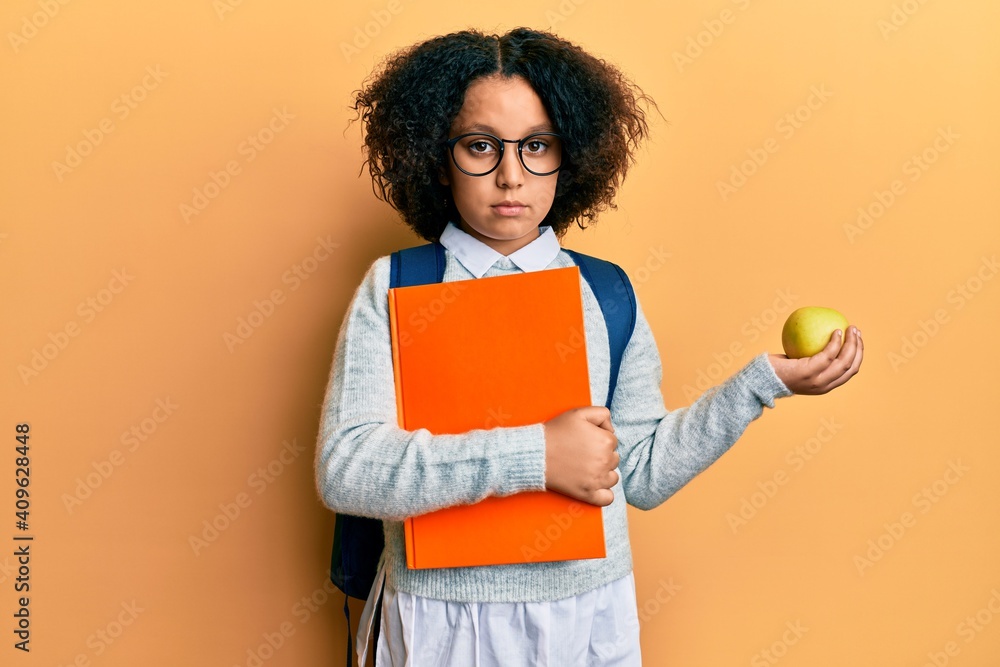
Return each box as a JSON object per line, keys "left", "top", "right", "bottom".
{"left": 492, "top": 201, "right": 527, "bottom": 217}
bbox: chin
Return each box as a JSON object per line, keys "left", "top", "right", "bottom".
{"left": 473, "top": 220, "right": 535, "bottom": 236}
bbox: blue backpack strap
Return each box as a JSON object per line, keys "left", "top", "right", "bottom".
{"left": 390, "top": 241, "right": 446, "bottom": 288}
{"left": 562, "top": 249, "right": 637, "bottom": 410}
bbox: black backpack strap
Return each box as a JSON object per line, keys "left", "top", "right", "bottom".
{"left": 561, "top": 249, "right": 637, "bottom": 409}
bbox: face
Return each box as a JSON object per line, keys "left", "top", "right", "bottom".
{"left": 439, "top": 75, "right": 559, "bottom": 256}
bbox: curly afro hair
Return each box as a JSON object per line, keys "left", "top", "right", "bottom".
{"left": 349, "top": 27, "right": 659, "bottom": 242}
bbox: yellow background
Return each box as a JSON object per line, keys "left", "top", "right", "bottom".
{"left": 2, "top": 0, "right": 999, "bottom": 665}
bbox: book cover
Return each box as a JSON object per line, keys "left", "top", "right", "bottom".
{"left": 387, "top": 265, "right": 607, "bottom": 569}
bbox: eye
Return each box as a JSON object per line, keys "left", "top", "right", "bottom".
{"left": 524, "top": 140, "right": 548, "bottom": 154}
{"left": 463, "top": 136, "right": 499, "bottom": 157}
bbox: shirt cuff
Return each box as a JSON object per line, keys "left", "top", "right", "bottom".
{"left": 739, "top": 352, "right": 794, "bottom": 408}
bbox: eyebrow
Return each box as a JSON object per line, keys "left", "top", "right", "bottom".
{"left": 456, "top": 122, "right": 555, "bottom": 135}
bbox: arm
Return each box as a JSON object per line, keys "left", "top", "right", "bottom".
{"left": 615, "top": 298, "right": 794, "bottom": 511}
{"left": 314, "top": 256, "right": 547, "bottom": 521}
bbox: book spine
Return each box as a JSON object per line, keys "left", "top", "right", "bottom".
{"left": 388, "top": 288, "right": 418, "bottom": 568}
{"left": 387, "top": 288, "right": 406, "bottom": 431}
{"left": 404, "top": 516, "right": 417, "bottom": 569}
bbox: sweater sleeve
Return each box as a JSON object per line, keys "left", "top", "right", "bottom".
{"left": 615, "top": 297, "right": 794, "bottom": 511}
{"left": 314, "top": 256, "right": 549, "bottom": 521}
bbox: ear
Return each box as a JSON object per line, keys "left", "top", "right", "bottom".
{"left": 437, "top": 165, "right": 450, "bottom": 186}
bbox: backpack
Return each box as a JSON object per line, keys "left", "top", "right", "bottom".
{"left": 329, "top": 240, "right": 637, "bottom": 665}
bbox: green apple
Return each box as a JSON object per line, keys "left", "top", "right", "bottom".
{"left": 781, "top": 306, "right": 850, "bottom": 359}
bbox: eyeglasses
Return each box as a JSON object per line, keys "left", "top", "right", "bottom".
{"left": 444, "top": 132, "right": 563, "bottom": 177}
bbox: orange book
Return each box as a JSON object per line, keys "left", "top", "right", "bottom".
{"left": 387, "top": 265, "right": 606, "bottom": 569}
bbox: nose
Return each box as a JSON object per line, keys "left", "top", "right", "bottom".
{"left": 495, "top": 145, "right": 525, "bottom": 189}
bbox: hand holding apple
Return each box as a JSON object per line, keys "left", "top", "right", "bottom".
{"left": 782, "top": 307, "right": 850, "bottom": 359}
{"left": 768, "top": 306, "right": 863, "bottom": 395}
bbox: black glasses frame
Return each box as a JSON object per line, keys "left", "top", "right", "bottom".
{"left": 444, "top": 132, "right": 563, "bottom": 177}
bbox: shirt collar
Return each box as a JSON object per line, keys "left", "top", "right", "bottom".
{"left": 438, "top": 221, "right": 561, "bottom": 278}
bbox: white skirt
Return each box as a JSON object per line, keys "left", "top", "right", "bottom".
{"left": 357, "top": 561, "right": 642, "bottom": 666}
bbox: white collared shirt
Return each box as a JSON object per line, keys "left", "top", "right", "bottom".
{"left": 438, "top": 220, "right": 561, "bottom": 277}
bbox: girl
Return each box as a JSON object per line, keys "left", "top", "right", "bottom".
{"left": 315, "top": 27, "right": 863, "bottom": 666}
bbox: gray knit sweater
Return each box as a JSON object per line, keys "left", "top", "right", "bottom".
{"left": 314, "top": 247, "right": 793, "bottom": 603}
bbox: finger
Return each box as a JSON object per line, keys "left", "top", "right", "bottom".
{"left": 589, "top": 406, "right": 615, "bottom": 433}
{"left": 818, "top": 330, "right": 864, "bottom": 391}
{"left": 811, "top": 328, "right": 859, "bottom": 387}
{"left": 591, "top": 488, "right": 614, "bottom": 507}
{"left": 819, "top": 328, "right": 845, "bottom": 359}
{"left": 847, "top": 331, "right": 864, "bottom": 374}
{"left": 837, "top": 326, "right": 859, "bottom": 361}
{"left": 836, "top": 327, "right": 862, "bottom": 375}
